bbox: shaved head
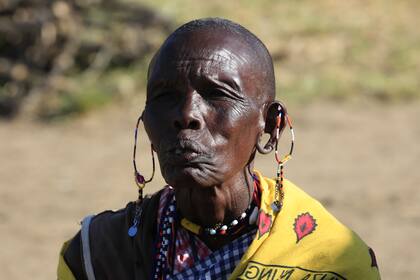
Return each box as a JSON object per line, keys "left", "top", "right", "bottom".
{"left": 148, "top": 18, "right": 276, "bottom": 105}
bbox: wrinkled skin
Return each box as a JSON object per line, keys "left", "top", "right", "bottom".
{"left": 142, "top": 29, "right": 282, "bottom": 248}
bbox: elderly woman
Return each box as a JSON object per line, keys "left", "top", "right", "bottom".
{"left": 58, "top": 18, "right": 380, "bottom": 279}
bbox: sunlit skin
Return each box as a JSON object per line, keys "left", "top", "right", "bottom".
{"left": 142, "top": 28, "right": 285, "bottom": 249}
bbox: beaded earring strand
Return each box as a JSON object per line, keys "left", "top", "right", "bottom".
{"left": 271, "top": 105, "right": 295, "bottom": 213}
{"left": 128, "top": 115, "right": 156, "bottom": 237}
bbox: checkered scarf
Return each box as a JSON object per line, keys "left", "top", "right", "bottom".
{"left": 157, "top": 187, "right": 257, "bottom": 280}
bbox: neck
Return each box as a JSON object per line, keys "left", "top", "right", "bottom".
{"left": 174, "top": 168, "right": 254, "bottom": 228}
{"left": 174, "top": 168, "right": 255, "bottom": 250}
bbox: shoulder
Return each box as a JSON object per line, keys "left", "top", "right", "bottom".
{"left": 60, "top": 202, "right": 135, "bottom": 279}
{"left": 60, "top": 191, "right": 162, "bottom": 279}
{"left": 259, "top": 177, "right": 381, "bottom": 279}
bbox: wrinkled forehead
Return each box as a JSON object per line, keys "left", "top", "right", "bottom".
{"left": 148, "top": 30, "right": 259, "bottom": 81}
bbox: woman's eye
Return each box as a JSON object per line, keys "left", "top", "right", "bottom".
{"left": 204, "top": 89, "right": 231, "bottom": 101}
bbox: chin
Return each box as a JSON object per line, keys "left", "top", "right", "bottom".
{"left": 163, "top": 165, "right": 221, "bottom": 188}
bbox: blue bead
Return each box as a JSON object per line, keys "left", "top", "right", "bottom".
{"left": 128, "top": 226, "right": 137, "bottom": 237}
{"left": 271, "top": 202, "right": 281, "bottom": 213}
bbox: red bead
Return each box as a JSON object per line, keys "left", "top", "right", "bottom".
{"left": 219, "top": 230, "right": 227, "bottom": 235}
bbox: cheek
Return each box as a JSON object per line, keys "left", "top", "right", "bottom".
{"left": 142, "top": 109, "right": 166, "bottom": 149}
{"left": 212, "top": 109, "right": 260, "bottom": 160}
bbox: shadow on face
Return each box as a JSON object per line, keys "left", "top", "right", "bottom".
{"left": 142, "top": 27, "right": 273, "bottom": 189}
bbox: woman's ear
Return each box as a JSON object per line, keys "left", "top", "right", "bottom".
{"left": 256, "top": 101, "right": 287, "bottom": 154}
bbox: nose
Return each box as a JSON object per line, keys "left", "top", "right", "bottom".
{"left": 173, "top": 90, "right": 204, "bottom": 131}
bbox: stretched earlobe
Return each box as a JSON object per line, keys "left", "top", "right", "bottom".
{"left": 256, "top": 136, "right": 274, "bottom": 154}
{"left": 256, "top": 101, "right": 287, "bottom": 155}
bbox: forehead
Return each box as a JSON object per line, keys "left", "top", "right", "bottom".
{"left": 148, "top": 30, "right": 258, "bottom": 83}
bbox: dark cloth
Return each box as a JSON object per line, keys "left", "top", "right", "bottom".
{"left": 64, "top": 192, "right": 161, "bottom": 280}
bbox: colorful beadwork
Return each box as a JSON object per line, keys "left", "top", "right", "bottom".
{"left": 272, "top": 106, "right": 294, "bottom": 213}
{"left": 129, "top": 115, "right": 156, "bottom": 237}
{"left": 180, "top": 204, "right": 257, "bottom": 237}
{"left": 152, "top": 194, "right": 177, "bottom": 280}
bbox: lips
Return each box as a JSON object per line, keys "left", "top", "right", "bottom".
{"left": 165, "top": 139, "right": 208, "bottom": 163}
{"left": 172, "top": 146, "right": 200, "bottom": 161}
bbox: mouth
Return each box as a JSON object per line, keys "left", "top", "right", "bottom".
{"left": 172, "top": 147, "right": 201, "bottom": 161}
{"left": 159, "top": 139, "right": 220, "bottom": 187}
{"left": 166, "top": 139, "right": 208, "bottom": 164}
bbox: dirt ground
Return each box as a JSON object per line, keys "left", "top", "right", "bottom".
{"left": 0, "top": 100, "right": 419, "bottom": 279}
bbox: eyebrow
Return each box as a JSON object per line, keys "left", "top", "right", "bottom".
{"left": 205, "top": 75, "right": 244, "bottom": 99}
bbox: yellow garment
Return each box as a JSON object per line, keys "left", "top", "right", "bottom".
{"left": 58, "top": 241, "right": 76, "bottom": 280}
{"left": 231, "top": 170, "right": 380, "bottom": 279}
{"left": 58, "top": 171, "right": 380, "bottom": 279}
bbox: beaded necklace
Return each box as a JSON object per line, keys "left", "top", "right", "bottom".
{"left": 180, "top": 201, "right": 259, "bottom": 236}
{"left": 150, "top": 177, "right": 261, "bottom": 279}
{"left": 152, "top": 194, "right": 260, "bottom": 280}
{"left": 180, "top": 175, "right": 261, "bottom": 236}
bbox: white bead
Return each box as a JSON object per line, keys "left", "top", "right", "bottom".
{"left": 230, "top": 220, "right": 239, "bottom": 226}
{"left": 241, "top": 212, "right": 247, "bottom": 219}
{"left": 168, "top": 217, "right": 173, "bottom": 223}
{"left": 209, "top": 229, "right": 217, "bottom": 235}
{"left": 220, "top": 225, "right": 228, "bottom": 231}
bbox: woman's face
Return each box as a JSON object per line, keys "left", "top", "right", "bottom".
{"left": 143, "top": 30, "right": 267, "bottom": 188}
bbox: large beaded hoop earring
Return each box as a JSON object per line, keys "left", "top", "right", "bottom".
{"left": 271, "top": 104, "right": 295, "bottom": 213}
{"left": 128, "top": 115, "right": 155, "bottom": 237}
{"left": 133, "top": 115, "right": 155, "bottom": 202}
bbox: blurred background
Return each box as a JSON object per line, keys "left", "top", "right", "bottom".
{"left": 0, "top": 0, "right": 419, "bottom": 278}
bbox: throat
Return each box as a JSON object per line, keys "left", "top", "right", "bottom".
{"left": 180, "top": 200, "right": 258, "bottom": 235}
{"left": 175, "top": 181, "right": 253, "bottom": 229}
{"left": 173, "top": 170, "right": 259, "bottom": 249}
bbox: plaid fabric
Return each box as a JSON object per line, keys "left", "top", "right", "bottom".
{"left": 173, "top": 224, "right": 212, "bottom": 272}
{"left": 157, "top": 187, "right": 212, "bottom": 273}
{"left": 168, "top": 229, "right": 256, "bottom": 280}
{"left": 157, "top": 187, "right": 257, "bottom": 279}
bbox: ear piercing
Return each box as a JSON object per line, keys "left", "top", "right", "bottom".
{"left": 133, "top": 115, "right": 155, "bottom": 202}
{"left": 129, "top": 115, "right": 156, "bottom": 237}
{"left": 272, "top": 105, "right": 295, "bottom": 213}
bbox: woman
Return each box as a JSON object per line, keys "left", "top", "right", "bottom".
{"left": 58, "top": 18, "right": 380, "bottom": 279}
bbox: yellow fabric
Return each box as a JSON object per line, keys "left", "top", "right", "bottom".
{"left": 57, "top": 240, "right": 76, "bottom": 280}
{"left": 57, "top": 171, "right": 380, "bottom": 279}
{"left": 231, "top": 170, "right": 380, "bottom": 279}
